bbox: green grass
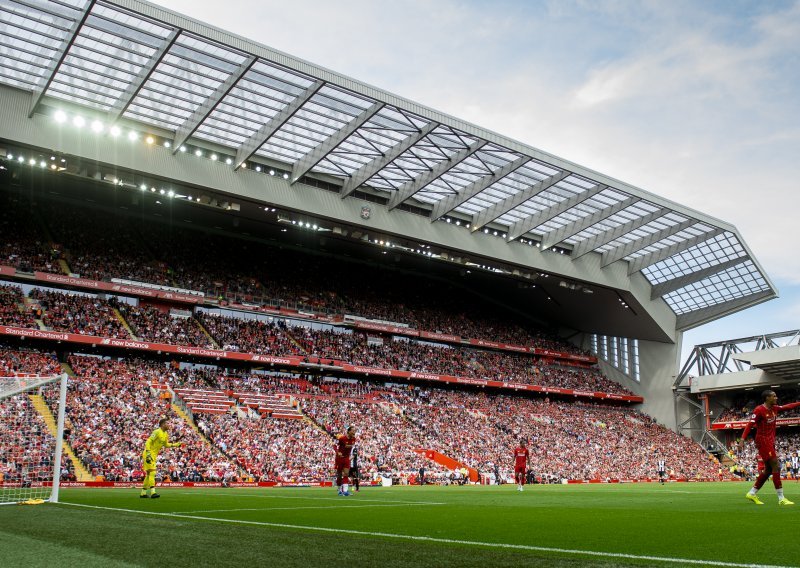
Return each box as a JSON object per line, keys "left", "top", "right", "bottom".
{"left": 0, "top": 482, "right": 797, "bottom": 567}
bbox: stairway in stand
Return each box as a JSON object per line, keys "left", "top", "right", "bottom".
{"left": 28, "top": 394, "right": 93, "bottom": 481}
{"left": 171, "top": 402, "right": 249, "bottom": 479}
{"left": 113, "top": 308, "right": 138, "bottom": 339}
{"left": 194, "top": 318, "right": 221, "bottom": 349}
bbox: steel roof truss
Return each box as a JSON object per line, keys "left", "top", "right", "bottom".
{"left": 627, "top": 228, "right": 725, "bottom": 275}
{"left": 649, "top": 257, "right": 749, "bottom": 300}
{"left": 387, "top": 139, "right": 487, "bottom": 210}
{"left": 340, "top": 122, "right": 437, "bottom": 198}
{"left": 234, "top": 79, "right": 324, "bottom": 169}
{"left": 431, "top": 156, "right": 530, "bottom": 222}
{"left": 171, "top": 54, "right": 256, "bottom": 150}
{"left": 539, "top": 196, "right": 639, "bottom": 250}
{"left": 676, "top": 290, "right": 775, "bottom": 331}
{"left": 290, "top": 101, "right": 383, "bottom": 183}
{"left": 570, "top": 208, "right": 667, "bottom": 259}
{"left": 108, "top": 29, "right": 181, "bottom": 124}
{"left": 506, "top": 184, "right": 606, "bottom": 242}
{"left": 28, "top": 0, "right": 96, "bottom": 117}
{"left": 470, "top": 170, "right": 570, "bottom": 232}
{"left": 601, "top": 219, "right": 695, "bottom": 268}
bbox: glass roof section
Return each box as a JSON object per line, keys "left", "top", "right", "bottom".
{"left": 0, "top": 0, "right": 777, "bottom": 325}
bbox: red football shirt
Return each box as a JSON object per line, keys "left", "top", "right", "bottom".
{"left": 514, "top": 447, "right": 529, "bottom": 468}
{"left": 742, "top": 402, "right": 800, "bottom": 445}
{"left": 336, "top": 435, "right": 356, "bottom": 459}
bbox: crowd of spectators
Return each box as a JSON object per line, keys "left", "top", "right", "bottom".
{"left": 0, "top": 345, "right": 732, "bottom": 484}
{"left": 0, "top": 193, "right": 60, "bottom": 274}
{"left": 3, "top": 194, "right": 593, "bottom": 357}
{"left": 197, "top": 313, "right": 302, "bottom": 355}
{"left": 0, "top": 284, "right": 35, "bottom": 328}
{"left": 31, "top": 290, "right": 129, "bottom": 339}
{"left": 39, "top": 201, "right": 171, "bottom": 286}
{"left": 1, "top": 283, "right": 630, "bottom": 396}
{"left": 732, "top": 430, "right": 800, "bottom": 477}
{"left": 714, "top": 390, "right": 800, "bottom": 423}
{"left": 0, "top": 346, "right": 61, "bottom": 376}
{"left": 59, "top": 355, "right": 239, "bottom": 482}
{"left": 0, "top": 387, "right": 61, "bottom": 485}
{"left": 201, "top": 413, "right": 332, "bottom": 483}
{"left": 200, "top": 316, "right": 633, "bottom": 395}
{"left": 121, "top": 305, "right": 213, "bottom": 347}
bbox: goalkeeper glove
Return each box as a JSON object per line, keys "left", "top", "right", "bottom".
{"left": 145, "top": 453, "right": 153, "bottom": 465}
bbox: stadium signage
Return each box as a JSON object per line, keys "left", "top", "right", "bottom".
{"left": 711, "top": 418, "right": 800, "bottom": 430}
{"left": 0, "top": 325, "right": 641, "bottom": 402}
{"left": 28, "top": 270, "right": 203, "bottom": 304}
{"left": 176, "top": 345, "right": 229, "bottom": 358}
{"left": 1, "top": 327, "right": 69, "bottom": 341}
{"left": 353, "top": 321, "right": 420, "bottom": 336}
{"left": 250, "top": 354, "right": 300, "bottom": 365}
{"left": 532, "top": 349, "right": 595, "bottom": 363}
{"left": 0, "top": 265, "right": 15, "bottom": 276}
{"left": 1, "top": 481, "right": 334, "bottom": 488}
{"left": 419, "top": 331, "right": 462, "bottom": 342}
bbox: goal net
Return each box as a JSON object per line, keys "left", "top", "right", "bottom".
{"left": 0, "top": 374, "right": 68, "bottom": 505}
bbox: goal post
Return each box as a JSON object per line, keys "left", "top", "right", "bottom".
{"left": 0, "top": 373, "right": 68, "bottom": 505}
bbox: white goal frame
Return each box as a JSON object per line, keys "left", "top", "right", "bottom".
{"left": 0, "top": 373, "right": 68, "bottom": 504}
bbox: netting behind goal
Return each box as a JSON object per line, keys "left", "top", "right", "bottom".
{"left": 0, "top": 374, "right": 67, "bottom": 505}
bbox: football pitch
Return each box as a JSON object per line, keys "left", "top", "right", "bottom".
{"left": 1, "top": 482, "right": 797, "bottom": 567}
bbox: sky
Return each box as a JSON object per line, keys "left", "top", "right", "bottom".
{"left": 154, "top": 0, "right": 800, "bottom": 364}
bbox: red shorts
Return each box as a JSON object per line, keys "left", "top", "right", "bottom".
{"left": 756, "top": 440, "right": 777, "bottom": 462}
{"left": 514, "top": 466, "right": 526, "bottom": 476}
{"left": 334, "top": 457, "right": 350, "bottom": 471}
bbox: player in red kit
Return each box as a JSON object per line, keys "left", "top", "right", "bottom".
{"left": 334, "top": 426, "right": 356, "bottom": 496}
{"left": 513, "top": 439, "right": 529, "bottom": 492}
{"left": 738, "top": 390, "right": 800, "bottom": 505}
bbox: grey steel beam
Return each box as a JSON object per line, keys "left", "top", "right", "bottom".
{"left": 601, "top": 219, "right": 695, "bottom": 268}
{"left": 172, "top": 54, "right": 256, "bottom": 151}
{"left": 290, "top": 101, "right": 383, "bottom": 184}
{"left": 429, "top": 155, "right": 529, "bottom": 221}
{"left": 649, "top": 257, "right": 748, "bottom": 300}
{"left": 339, "top": 122, "right": 437, "bottom": 199}
{"left": 506, "top": 184, "right": 605, "bottom": 242}
{"left": 470, "top": 170, "right": 570, "bottom": 233}
{"left": 570, "top": 208, "right": 666, "bottom": 259}
{"left": 108, "top": 28, "right": 180, "bottom": 124}
{"left": 627, "top": 228, "right": 725, "bottom": 275}
{"left": 387, "top": 139, "right": 487, "bottom": 210}
{"left": 28, "top": 0, "right": 96, "bottom": 117}
{"left": 539, "top": 196, "right": 638, "bottom": 250}
{"left": 234, "top": 79, "right": 324, "bottom": 169}
{"left": 676, "top": 290, "right": 776, "bottom": 331}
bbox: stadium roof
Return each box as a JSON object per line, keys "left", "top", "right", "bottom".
{"left": 0, "top": 0, "right": 777, "bottom": 332}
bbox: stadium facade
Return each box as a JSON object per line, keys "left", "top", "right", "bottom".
{"left": 0, "top": 0, "right": 777, "bottom": 431}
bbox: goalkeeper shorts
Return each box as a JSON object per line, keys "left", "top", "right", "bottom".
{"left": 142, "top": 450, "right": 156, "bottom": 472}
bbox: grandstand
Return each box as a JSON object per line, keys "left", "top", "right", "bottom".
{"left": 0, "top": 0, "right": 778, "bottom": 477}
{"left": 675, "top": 329, "right": 800, "bottom": 471}
{"left": 0, "top": 1, "right": 791, "bottom": 566}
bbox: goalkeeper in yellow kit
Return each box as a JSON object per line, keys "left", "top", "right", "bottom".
{"left": 140, "top": 417, "right": 183, "bottom": 498}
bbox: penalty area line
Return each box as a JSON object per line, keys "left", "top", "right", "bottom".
{"left": 57, "top": 502, "right": 794, "bottom": 568}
